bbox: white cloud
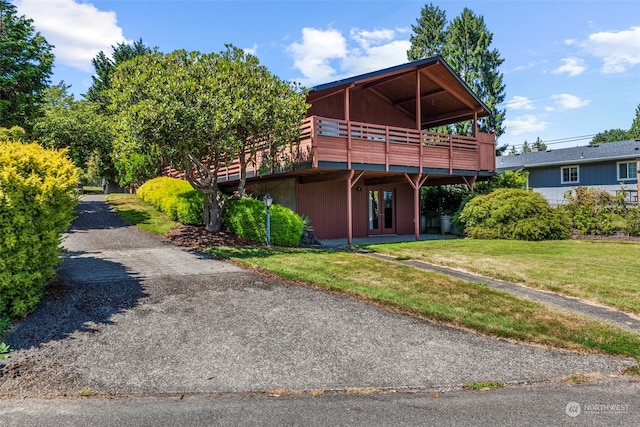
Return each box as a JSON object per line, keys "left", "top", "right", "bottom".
{"left": 14, "top": 0, "right": 130, "bottom": 72}
{"left": 552, "top": 58, "right": 586, "bottom": 76}
{"left": 551, "top": 93, "right": 590, "bottom": 109}
{"left": 582, "top": 26, "right": 640, "bottom": 73}
{"left": 504, "top": 115, "right": 548, "bottom": 136}
{"left": 286, "top": 27, "right": 348, "bottom": 85}
{"left": 341, "top": 40, "right": 410, "bottom": 77}
{"left": 350, "top": 28, "right": 395, "bottom": 50}
{"left": 244, "top": 44, "right": 258, "bottom": 56}
{"left": 506, "top": 96, "right": 535, "bottom": 110}
{"left": 287, "top": 26, "right": 410, "bottom": 86}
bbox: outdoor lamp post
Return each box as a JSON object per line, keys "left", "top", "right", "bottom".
{"left": 263, "top": 194, "right": 273, "bottom": 246}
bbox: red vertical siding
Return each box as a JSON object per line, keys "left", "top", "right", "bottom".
{"left": 351, "top": 185, "right": 368, "bottom": 238}
{"left": 296, "top": 179, "right": 419, "bottom": 240}
{"left": 395, "top": 184, "right": 416, "bottom": 235}
{"left": 296, "top": 180, "right": 348, "bottom": 240}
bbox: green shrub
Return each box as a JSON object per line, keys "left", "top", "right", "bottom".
{"left": 137, "top": 177, "right": 203, "bottom": 225}
{"left": 457, "top": 188, "right": 570, "bottom": 241}
{"left": 623, "top": 206, "right": 640, "bottom": 236}
{"left": 0, "top": 137, "right": 79, "bottom": 318}
{"left": 453, "top": 169, "right": 529, "bottom": 230}
{"left": 224, "top": 198, "right": 304, "bottom": 247}
{"left": 562, "top": 186, "right": 623, "bottom": 235}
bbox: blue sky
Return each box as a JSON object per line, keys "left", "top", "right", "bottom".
{"left": 12, "top": 0, "right": 640, "bottom": 150}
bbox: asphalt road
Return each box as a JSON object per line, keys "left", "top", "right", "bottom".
{"left": 0, "top": 195, "right": 638, "bottom": 425}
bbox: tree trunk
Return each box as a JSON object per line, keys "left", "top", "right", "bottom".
{"left": 203, "top": 190, "right": 223, "bottom": 232}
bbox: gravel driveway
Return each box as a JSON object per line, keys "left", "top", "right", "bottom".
{"left": 0, "top": 195, "right": 635, "bottom": 397}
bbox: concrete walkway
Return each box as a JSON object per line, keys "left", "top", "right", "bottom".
{"left": 365, "top": 253, "right": 640, "bottom": 335}
{"left": 0, "top": 195, "right": 636, "bottom": 398}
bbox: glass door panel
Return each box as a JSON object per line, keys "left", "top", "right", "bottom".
{"left": 383, "top": 190, "right": 393, "bottom": 230}
{"left": 368, "top": 190, "right": 379, "bottom": 233}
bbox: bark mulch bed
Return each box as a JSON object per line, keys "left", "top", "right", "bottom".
{"left": 164, "top": 225, "right": 256, "bottom": 251}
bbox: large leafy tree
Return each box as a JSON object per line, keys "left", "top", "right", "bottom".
{"left": 85, "top": 39, "right": 152, "bottom": 110}
{"left": 109, "top": 46, "right": 309, "bottom": 232}
{"left": 32, "top": 82, "right": 113, "bottom": 175}
{"left": 0, "top": 0, "right": 54, "bottom": 130}
{"left": 407, "top": 4, "right": 506, "bottom": 147}
{"left": 590, "top": 128, "right": 629, "bottom": 145}
{"left": 589, "top": 103, "right": 640, "bottom": 144}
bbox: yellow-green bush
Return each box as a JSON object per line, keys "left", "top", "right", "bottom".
{"left": 0, "top": 137, "right": 79, "bottom": 318}
{"left": 137, "top": 177, "right": 203, "bottom": 225}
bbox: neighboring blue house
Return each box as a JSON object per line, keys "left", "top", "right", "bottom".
{"left": 497, "top": 139, "right": 640, "bottom": 205}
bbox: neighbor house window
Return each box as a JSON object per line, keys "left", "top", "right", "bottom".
{"left": 561, "top": 165, "right": 579, "bottom": 184}
{"left": 617, "top": 161, "right": 637, "bottom": 181}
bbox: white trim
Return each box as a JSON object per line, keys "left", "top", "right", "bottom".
{"left": 561, "top": 165, "right": 579, "bottom": 184}
{"left": 617, "top": 160, "right": 638, "bottom": 181}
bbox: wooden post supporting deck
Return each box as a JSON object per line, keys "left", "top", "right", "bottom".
{"left": 404, "top": 173, "right": 429, "bottom": 240}
{"left": 346, "top": 170, "right": 365, "bottom": 245}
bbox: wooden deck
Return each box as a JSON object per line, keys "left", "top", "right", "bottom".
{"left": 217, "top": 115, "right": 496, "bottom": 182}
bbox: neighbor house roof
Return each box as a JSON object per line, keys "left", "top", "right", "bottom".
{"left": 307, "top": 56, "right": 492, "bottom": 129}
{"left": 498, "top": 139, "right": 640, "bottom": 170}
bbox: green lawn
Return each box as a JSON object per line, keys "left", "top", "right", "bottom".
{"left": 359, "top": 239, "right": 640, "bottom": 316}
{"left": 106, "top": 193, "right": 181, "bottom": 235}
{"left": 210, "top": 246, "right": 640, "bottom": 362}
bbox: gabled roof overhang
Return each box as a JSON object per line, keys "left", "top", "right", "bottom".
{"left": 307, "top": 56, "right": 492, "bottom": 129}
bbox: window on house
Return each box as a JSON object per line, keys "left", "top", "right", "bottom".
{"left": 617, "top": 161, "right": 637, "bottom": 181}
{"left": 561, "top": 165, "right": 579, "bottom": 184}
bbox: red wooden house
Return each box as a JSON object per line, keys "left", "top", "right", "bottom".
{"left": 218, "top": 56, "right": 496, "bottom": 244}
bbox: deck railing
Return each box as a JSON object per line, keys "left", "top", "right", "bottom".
{"left": 214, "top": 115, "right": 496, "bottom": 181}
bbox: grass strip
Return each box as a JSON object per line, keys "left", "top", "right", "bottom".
{"left": 361, "top": 239, "right": 640, "bottom": 316}
{"left": 106, "top": 193, "right": 181, "bottom": 235}
{"left": 209, "top": 246, "right": 640, "bottom": 362}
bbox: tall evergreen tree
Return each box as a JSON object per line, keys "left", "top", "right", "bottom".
{"left": 532, "top": 136, "right": 547, "bottom": 151}
{"left": 407, "top": 4, "right": 506, "bottom": 142}
{"left": 407, "top": 3, "right": 447, "bottom": 61}
{"left": 0, "top": 0, "right": 54, "bottom": 130}
{"left": 628, "top": 103, "right": 640, "bottom": 140}
{"left": 85, "top": 39, "right": 152, "bottom": 109}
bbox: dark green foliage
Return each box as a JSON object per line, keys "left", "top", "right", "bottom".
{"left": 85, "top": 39, "right": 153, "bottom": 111}
{"left": 224, "top": 198, "right": 304, "bottom": 247}
{"left": 32, "top": 83, "right": 114, "bottom": 173}
{"left": 453, "top": 169, "right": 528, "bottom": 228}
{"left": 0, "top": 1, "right": 54, "bottom": 130}
{"left": 629, "top": 104, "right": 640, "bottom": 140}
{"left": 623, "top": 207, "right": 640, "bottom": 236}
{"left": 421, "top": 185, "right": 469, "bottom": 216}
{"left": 562, "top": 186, "right": 624, "bottom": 235}
{"left": 137, "top": 177, "right": 203, "bottom": 225}
{"left": 590, "top": 129, "right": 630, "bottom": 145}
{"left": 407, "top": 4, "right": 506, "bottom": 140}
{"left": 0, "top": 137, "right": 79, "bottom": 318}
{"left": 458, "top": 188, "right": 570, "bottom": 241}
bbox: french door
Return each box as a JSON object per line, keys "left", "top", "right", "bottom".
{"left": 368, "top": 188, "right": 396, "bottom": 235}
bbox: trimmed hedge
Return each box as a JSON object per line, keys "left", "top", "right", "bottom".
{"left": 457, "top": 188, "right": 570, "bottom": 241}
{"left": 224, "top": 198, "right": 304, "bottom": 247}
{"left": 0, "top": 138, "right": 79, "bottom": 318}
{"left": 137, "top": 177, "right": 203, "bottom": 225}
